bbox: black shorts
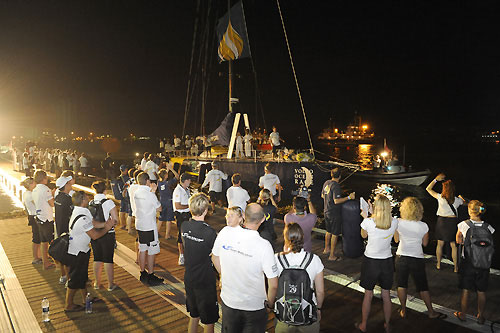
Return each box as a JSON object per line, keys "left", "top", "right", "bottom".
{"left": 36, "top": 219, "right": 54, "bottom": 243}
{"left": 120, "top": 199, "right": 130, "bottom": 213}
{"left": 175, "top": 212, "right": 191, "bottom": 243}
{"left": 459, "top": 259, "right": 489, "bottom": 292}
{"left": 185, "top": 283, "right": 219, "bottom": 324}
{"left": 360, "top": 256, "right": 394, "bottom": 290}
{"left": 395, "top": 256, "right": 428, "bottom": 292}
{"left": 272, "top": 144, "right": 281, "bottom": 154}
{"left": 208, "top": 191, "right": 222, "bottom": 203}
{"left": 324, "top": 213, "right": 342, "bottom": 236}
{"left": 90, "top": 232, "right": 116, "bottom": 263}
{"left": 31, "top": 219, "right": 41, "bottom": 244}
{"left": 435, "top": 216, "right": 458, "bottom": 242}
{"left": 68, "top": 251, "right": 90, "bottom": 290}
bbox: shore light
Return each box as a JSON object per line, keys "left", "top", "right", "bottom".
{"left": 380, "top": 151, "right": 388, "bottom": 158}
{"left": 135, "top": 153, "right": 140, "bottom": 157}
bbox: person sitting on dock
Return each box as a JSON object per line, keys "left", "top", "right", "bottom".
{"left": 394, "top": 197, "right": 447, "bottom": 320}
{"left": 182, "top": 193, "right": 219, "bottom": 333}
{"left": 426, "top": 173, "right": 465, "bottom": 272}
{"left": 454, "top": 200, "right": 495, "bottom": 324}
{"left": 201, "top": 161, "right": 228, "bottom": 214}
{"left": 174, "top": 173, "right": 192, "bottom": 266}
{"left": 321, "top": 168, "right": 355, "bottom": 261}
{"left": 212, "top": 203, "right": 278, "bottom": 333}
{"left": 259, "top": 162, "right": 281, "bottom": 203}
{"left": 356, "top": 194, "right": 398, "bottom": 333}
{"left": 32, "top": 170, "right": 56, "bottom": 270}
{"left": 65, "top": 191, "right": 116, "bottom": 312}
{"left": 134, "top": 172, "right": 164, "bottom": 285}
{"left": 226, "top": 173, "right": 250, "bottom": 213}
{"left": 284, "top": 195, "right": 317, "bottom": 253}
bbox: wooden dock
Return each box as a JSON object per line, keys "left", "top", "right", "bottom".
{"left": 0, "top": 162, "right": 498, "bottom": 332}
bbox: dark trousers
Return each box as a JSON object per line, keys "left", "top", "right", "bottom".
{"left": 221, "top": 300, "right": 267, "bottom": 333}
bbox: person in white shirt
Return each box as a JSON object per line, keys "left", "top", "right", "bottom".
{"left": 259, "top": 162, "right": 281, "bottom": 202}
{"left": 269, "top": 126, "right": 283, "bottom": 159}
{"left": 225, "top": 206, "right": 244, "bottom": 227}
{"left": 201, "top": 161, "right": 228, "bottom": 214}
{"left": 22, "top": 152, "right": 30, "bottom": 176}
{"left": 454, "top": 200, "right": 495, "bottom": 324}
{"left": 174, "top": 135, "right": 182, "bottom": 155}
{"left": 226, "top": 173, "right": 250, "bottom": 212}
{"left": 90, "top": 181, "right": 119, "bottom": 291}
{"left": 356, "top": 195, "right": 398, "bottom": 333}
{"left": 212, "top": 203, "right": 278, "bottom": 332}
{"left": 275, "top": 223, "right": 325, "bottom": 332}
{"left": 79, "top": 153, "right": 89, "bottom": 176}
{"left": 32, "top": 170, "right": 55, "bottom": 270}
{"left": 140, "top": 152, "right": 149, "bottom": 171}
{"left": 21, "top": 178, "right": 41, "bottom": 264}
{"left": 235, "top": 132, "right": 243, "bottom": 158}
{"left": 426, "top": 173, "right": 465, "bottom": 271}
{"left": 144, "top": 154, "right": 159, "bottom": 182}
{"left": 134, "top": 172, "right": 164, "bottom": 285}
{"left": 65, "top": 191, "right": 115, "bottom": 312}
{"left": 243, "top": 128, "right": 253, "bottom": 158}
{"left": 173, "top": 173, "right": 192, "bottom": 265}
{"left": 394, "top": 197, "right": 447, "bottom": 320}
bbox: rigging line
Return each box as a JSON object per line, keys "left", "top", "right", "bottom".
{"left": 276, "top": 0, "right": 315, "bottom": 158}
{"left": 183, "top": 0, "right": 202, "bottom": 138}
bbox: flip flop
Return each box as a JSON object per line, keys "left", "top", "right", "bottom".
{"left": 64, "top": 304, "right": 84, "bottom": 312}
{"left": 430, "top": 312, "right": 447, "bottom": 320}
{"left": 399, "top": 308, "right": 407, "bottom": 319}
{"left": 354, "top": 322, "right": 367, "bottom": 333}
{"left": 328, "top": 256, "right": 342, "bottom": 262}
{"left": 453, "top": 311, "right": 466, "bottom": 322}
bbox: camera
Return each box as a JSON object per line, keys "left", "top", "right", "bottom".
{"left": 291, "top": 186, "right": 310, "bottom": 199}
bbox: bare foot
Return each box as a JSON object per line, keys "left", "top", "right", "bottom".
{"left": 322, "top": 248, "right": 330, "bottom": 254}
{"left": 354, "top": 322, "right": 366, "bottom": 332}
{"left": 384, "top": 322, "right": 390, "bottom": 333}
{"left": 327, "top": 256, "right": 342, "bottom": 261}
{"left": 399, "top": 308, "right": 406, "bottom": 318}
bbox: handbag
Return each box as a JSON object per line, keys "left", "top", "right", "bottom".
{"left": 48, "top": 215, "right": 85, "bottom": 266}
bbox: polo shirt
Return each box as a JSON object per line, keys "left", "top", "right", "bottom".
{"left": 68, "top": 206, "right": 94, "bottom": 255}
{"left": 55, "top": 192, "right": 73, "bottom": 236}
{"left": 128, "top": 183, "right": 140, "bottom": 217}
{"left": 32, "top": 184, "right": 53, "bottom": 222}
{"left": 212, "top": 226, "right": 278, "bottom": 311}
{"left": 173, "top": 184, "right": 190, "bottom": 213}
{"left": 133, "top": 185, "right": 161, "bottom": 231}
{"left": 259, "top": 173, "right": 280, "bottom": 196}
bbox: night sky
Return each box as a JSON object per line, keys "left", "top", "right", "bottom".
{"left": 1, "top": 1, "right": 500, "bottom": 143}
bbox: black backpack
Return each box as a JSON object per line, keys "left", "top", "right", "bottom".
{"left": 275, "top": 252, "right": 317, "bottom": 326}
{"left": 88, "top": 198, "right": 107, "bottom": 222}
{"left": 463, "top": 220, "right": 495, "bottom": 270}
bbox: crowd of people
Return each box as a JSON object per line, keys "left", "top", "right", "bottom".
{"left": 17, "top": 149, "right": 495, "bottom": 332}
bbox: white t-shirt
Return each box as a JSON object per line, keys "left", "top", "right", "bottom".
{"left": 22, "top": 156, "right": 29, "bottom": 169}
{"left": 128, "top": 183, "right": 140, "bottom": 217}
{"left": 226, "top": 186, "right": 250, "bottom": 212}
{"left": 275, "top": 250, "right": 324, "bottom": 304}
{"left": 396, "top": 219, "right": 429, "bottom": 258}
{"left": 243, "top": 134, "right": 253, "bottom": 145}
{"left": 457, "top": 220, "right": 495, "bottom": 238}
{"left": 173, "top": 184, "right": 190, "bottom": 213}
{"left": 68, "top": 206, "right": 94, "bottom": 255}
{"left": 236, "top": 136, "right": 243, "bottom": 147}
{"left": 79, "top": 156, "right": 88, "bottom": 168}
{"left": 436, "top": 194, "right": 463, "bottom": 217}
{"left": 212, "top": 226, "right": 278, "bottom": 311}
{"left": 140, "top": 158, "right": 148, "bottom": 171}
{"left": 361, "top": 217, "right": 398, "bottom": 259}
{"left": 32, "top": 184, "right": 53, "bottom": 222}
{"left": 202, "top": 169, "right": 228, "bottom": 193}
{"left": 22, "top": 190, "right": 37, "bottom": 215}
{"left": 94, "top": 193, "right": 116, "bottom": 233}
{"left": 269, "top": 131, "right": 280, "bottom": 146}
{"left": 259, "top": 173, "right": 280, "bottom": 196}
{"left": 174, "top": 137, "right": 181, "bottom": 148}
{"left": 133, "top": 185, "right": 160, "bottom": 231}
{"left": 144, "top": 160, "right": 159, "bottom": 180}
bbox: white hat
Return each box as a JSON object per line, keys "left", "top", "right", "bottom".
{"left": 55, "top": 176, "right": 72, "bottom": 189}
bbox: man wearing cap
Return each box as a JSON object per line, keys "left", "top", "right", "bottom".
{"left": 201, "top": 161, "right": 228, "bottom": 214}
{"left": 54, "top": 173, "right": 75, "bottom": 284}
{"left": 212, "top": 203, "right": 278, "bottom": 332}
{"left": 173, "top": 173, "right": 192, "bottom": 266}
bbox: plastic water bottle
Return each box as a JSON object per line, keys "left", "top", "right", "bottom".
{"left": 85, "top": 293, "right": 92, "bottom": 314}
{"left": 41, "top": 297, "right": 50, "bottom": 322}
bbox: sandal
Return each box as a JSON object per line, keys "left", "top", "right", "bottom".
{"left": 399, "top": 308, "right": 407, "bottom": 319}
{"left": 453, "top": 311, "right": 466, "bottom": 322}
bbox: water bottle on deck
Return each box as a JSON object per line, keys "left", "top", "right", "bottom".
{"left": 85, "top": 293, "right": 92, "bottom": 314}
{"left": 41, "top": 297, "right": 50, "bottom": 322}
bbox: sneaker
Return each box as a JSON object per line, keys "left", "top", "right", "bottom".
{"left": 148, "top": 273, "right": 164, "bottom": 286}
{"left": 59, "top": 276, "right": 67, "bottom": 284}
{"left": 140, "top": 271, "right": 149, "bottom": 284}
{"left": 94, "top": 282, "right": 100, "bottom": 290}
{"left": 107, "top": 284, "right": 118, "bottom": 291}
{"left": 178, "top": 254, "right": 184, "bottom": 266}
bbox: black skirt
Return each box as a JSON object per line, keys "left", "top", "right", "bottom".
{"left": 435, "top": 216, "right": 458, "bottom": 242}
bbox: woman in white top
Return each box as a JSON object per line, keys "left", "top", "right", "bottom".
{"left": 394, "top": 197, "right": 447, "bottom": 320}
{"left": 21, "top": 178, "right": 41, "bottom": 264}
{"left": 426, "top": 173, "right": 465, "bottom": 271}
{"left": 275, "top": 223, "right": 324, "bottom": 333}
{"left": 225, "top": 206, "right": 244, "bottom": 228}
{"left": 356, "top": 194, "right": 397, "bottom": 333}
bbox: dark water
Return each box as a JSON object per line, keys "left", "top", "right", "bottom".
{"left": 317, "top": 140, "right": 500, "bottom": 269}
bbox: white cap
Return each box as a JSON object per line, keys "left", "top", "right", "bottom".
{"left": 55, "top": 176, "right": 72, "bottom": 189}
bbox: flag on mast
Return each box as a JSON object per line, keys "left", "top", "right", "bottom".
{"left": 217, "top": 1, "right": 250, "bottom": 62}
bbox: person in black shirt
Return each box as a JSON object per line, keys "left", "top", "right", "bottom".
{"left": 181, "top": 193, "right": 218, "bottom": 333}
{"left": 257, "top": 189, "right": 277, "bottom": 250}
{"left": 54, "top": 173, "right": 75, "bottom": 284}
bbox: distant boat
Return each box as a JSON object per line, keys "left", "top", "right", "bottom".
{"left": 316, "top": 114, "right": 375, "bottom": 146}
